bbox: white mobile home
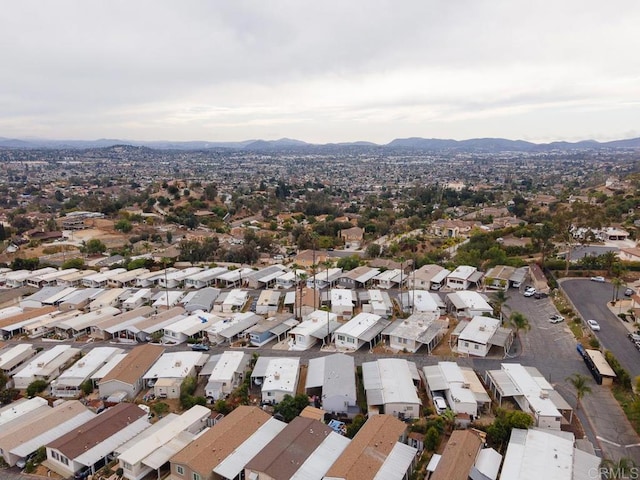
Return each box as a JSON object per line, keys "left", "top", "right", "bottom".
{"left": 456, "top": 316, "right": 513, "bottom": 358}
{"left": 446, "top": 291, "right": 494, "bottom": 319}
{"left": 305, "top": 353, "right": 357, "bottom": 417}
{"left": 329, "top": 288, "right": 355, "bottom": 319}
{"left": 333, "top": 312, "right": 389, "bottom": 351}
{"left": 51, "top": 346, "right": 124, "bottom": 397}
{"left": 0, "top": 343, "right": 36, "bottom": 377}
{"left": 12, "top": 345, "right": 81, "bottom": 389}
{"left": 255, "top": 290, "right": 281, "bottom": 315}
{"left": 423, "top": 361, "right": 491, "bottom": 419}
{"left": 27, "top": 269, "right": 78, "bottom": 288}
{"left": 288, "top": 310, "right": 339, "bottom": 351}
{"left": 157, "top": 267, "right": 203, "bottom": 289}
{"left": 362, "top": 358, "right": 421, "bottom": 420}
{"left": 89, "top": 288, "right": 127, "bottom": 311}
{"left": 122, "top": 288, "right": 153, "bottom": 311}
{"left": 163, "top": 311, "right": 220, "bottom": 344}
{"left": 135, "top": 268, "right": 176, "bottom": 288}
{"left": 446, "top": 265, "right": 483, "bottom": 290}
{"left": 382, "top": 313, "right": 449, "bottom": 354}
{"left": 205, "top": 350, "right": 249, "bottom": 401}
{"left": 143, "top": 351, "right": 207, "bottom": 399}
{"left": 252, "top": 356, "right": 300, "bottom": 404}
{"left": 184, "top": 287, "right": 220, "bottom": 313}
{"left": 184, "top": 267, "right": 228, "bottom": 289}
{"left": 82, "top": 268, "right": 127, "bottom": 288}
{"left": 107, "top": 268, "right": 150, "bottom": 288}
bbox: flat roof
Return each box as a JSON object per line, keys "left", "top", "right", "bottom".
{"left": 334, "top": 312, "right": 382, "bottom": 338}
{"left": 458, "top": 316, "right": 500, "bottom": 344}
{"left": 362, "top": 358, "right": 420, "bottom": 406}
{"left": 55, "top": 347, "right": 124, "bottom": 386}
{"left": 585, "top": 349, "right": 616, "bottom": 377}
{"left": 143, "top": 351, "right": 207, "bottom": 380}
{"left": 262, "top": 357, "right": 300, "bottom": 394}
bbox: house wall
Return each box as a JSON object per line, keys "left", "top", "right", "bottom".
{"left": 154, "top": 379, "right": 182, "bottom": 399}
{"left": 324, "top": 393, "right": 356, "bottom": 415}
{"left": 389, "top": 336, "right": 420, "bottom": 353}
{"left": 46, "top": 447, "right": 79, "bottom": 477}
{"left": 446, "top": 278, "right": 468, "bottom": 290}
{"left": 457, "top": 339, "right": 490, "bottom": 357}
{"left": 334, "top": 334, "right": 363, "bottom": 351}
{"left": 384, "top": 401, "right": 420, "bottom": 419}
{"left": 262, "top": 388, "right": 293, "bottom": 404}
{"left": 290, "top": 333, "right": 317, "bottom": 351}
{"left": 98, "top": 379, "right": 138, "bottom": 401}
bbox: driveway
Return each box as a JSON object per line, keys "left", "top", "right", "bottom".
{"left": 562, "top": 278, "right": 640, "bottom": 379}
{"left": 502, "top": 280, "right": 640, "bottom": 463}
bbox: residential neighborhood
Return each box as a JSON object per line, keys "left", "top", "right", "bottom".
{"left": 0, "top": 143, "right": 640, "bottom": 479}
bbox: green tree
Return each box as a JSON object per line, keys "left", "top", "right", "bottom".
{"left": 273, "top": 393, "right": 310, "bottom": 422}
{"left": 152, "top": 402, "right": 169, "bottom": 416}
{"left": 26, "top": 379, "right": 48, "bottom": 397}
{"left": 486, "top": 409, "right": 534, "bottom": 450}
{"left": 62, "top": 257, "right": 85, "bottom": 269}
{"left": 425, "top": 426, "right": 441, "bottom": 451}
{"left": 115, "top": 219, "right": 133, "bottom": 233}
{"left": 336, "top": 255, "right": 359, "bottom": 271}
{"left": 365, "top": 243, "right": 381, "bottom": 258}
{"left": 214, "top": 399, "right": 232, "bottom": 415}
{"left": 491, "top": 289, "right": 510, "bottom": 323}
{"left": 84, "top": 239, "right": 107, "bottom": 255}
{"left": 566, "top": 373, "right": 592, "bottom": 411}
{"left": 509, "top": 311, "right": 531, "bottom": 353}
{"left": 80, "top": 380, "right": 94, "bottom": 396}
{"left": 346, "top": 414, "right": 366, "bottom": 438}
{"left": 611, "top": 276, "right": 625, "bottom": 304}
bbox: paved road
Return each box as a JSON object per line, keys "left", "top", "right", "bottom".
{"left": 562, "top": 278, "right": 640, "bottom": 379}
{"left": 475, "top": 285, "right": 640, "bottom": 463}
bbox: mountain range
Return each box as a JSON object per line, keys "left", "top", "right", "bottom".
{"left": 1, "top": 135, "right": 639, "bottom": 152}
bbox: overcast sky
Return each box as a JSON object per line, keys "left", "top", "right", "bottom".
{"left": 1, "top": 1, "right": 639, "bottom": 144}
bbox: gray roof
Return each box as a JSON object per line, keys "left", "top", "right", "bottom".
{"left": 23, "top": 286, "right": 66, "bottom": 303}
{"left": 309, "top": 320, "right": 342, "bottom": 339}
{"left": 359, "top": 319, "right": 391, "bottom": 342}
{"left": 305, "top": 353, "right": 356, "bottom": 401}
{"left": 185, "top": 287, "right": 220, "bottom": 312}
{"left": 220, "top": 313, "right": 261, "bottom": 339}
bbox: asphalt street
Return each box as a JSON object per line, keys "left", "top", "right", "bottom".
{"left": 562, "top": 278, "right": 640, "bottom": 379}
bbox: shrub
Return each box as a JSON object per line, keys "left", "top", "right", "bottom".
{"left": 425, "top": 426, "right": 441, "bottom": 451}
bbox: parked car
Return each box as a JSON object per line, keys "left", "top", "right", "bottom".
{"left": 587, "top": 319, "right": 601, "bottom": 331}
{"left": 534, "top": 291, "right": 546, "bottom": 299}
{"left": 549, "top": 314, "right": 565, "bottom": 324}
{"left": 590, "top": 276, "right": 606, "bottom": 283}
{"left": 74, "top": 467, "right": 91, "bottom": 480}
{"left": 523, "top": 286, "right": 536, "bottom": 297}
{"left": 625, "top": 288, "right": 635, "bottom": 296}
{"left": 191, "top": 343, "right": 210, "bottom": 351}
{"left": 433, "top": 395, "right": 448, "bottom": 415}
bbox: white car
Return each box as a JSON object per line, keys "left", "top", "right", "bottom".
{"left": 433, "top": 395, "right": 448, "bottom": 415}
{"left": 587, "top": 319, "right": 601, "bottom": 331}
{"left": 549, "top": 314, "right": 565, "bottom": 324}
{"left": 590, "top": 276, "right": 605, "bottom": 283}
{"left": 523, "top": 287, "right": 536, "bottom": 297}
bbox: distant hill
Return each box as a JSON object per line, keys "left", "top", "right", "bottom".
{"left": 1, "top": 135, "right": 639, "bottom": 152}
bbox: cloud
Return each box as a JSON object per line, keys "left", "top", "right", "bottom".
{"left": 1, "top": 0, "right": 640, "bottom": 142}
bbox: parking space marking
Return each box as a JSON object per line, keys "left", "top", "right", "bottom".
{"left": 597, "top": 436, "right": 622, "bottom": 448}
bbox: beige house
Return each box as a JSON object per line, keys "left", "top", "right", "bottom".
{"left": 169, "top": 406, "right": 280, "bottom": 480}
{"left": 98, "top": 344, "right": 164, "bottom": 401}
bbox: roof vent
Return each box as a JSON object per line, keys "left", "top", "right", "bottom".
{"left": 540, "top": 390, "right": 549, "bottom": 399}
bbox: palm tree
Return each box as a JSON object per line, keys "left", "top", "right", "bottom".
{"left": 611, "top": 276, "right": 625, "bottom": 304}
{"left": 509, "top": 311, "right": 530, "bottom": 353}
{"left": 600, "top": 250, "right": 619, "bottom": 277}
{"left": 566, "top": 373, "right": 592, "bottom": 411}
{"left": 491, "top": 290, "right": 510, "bottom": 323}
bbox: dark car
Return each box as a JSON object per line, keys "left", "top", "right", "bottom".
{"left": 190, "top": 343, "right": 210, "bottom": 351}
{"left": 74, "top": 467, "right": 91, "bottom": 480}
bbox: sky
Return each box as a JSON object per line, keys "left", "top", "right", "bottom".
{"left": 1, "top": 1, "right": 640, "bottom": 144}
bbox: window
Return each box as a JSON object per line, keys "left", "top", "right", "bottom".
{"left": 176, "top": 465, "right": 185, "bottom": 475}
{"left": 123, "top": 461, "right": 132, "bottom": 471}
{"left": 192, "top": 473, "right": 201, "bottom": 480}
{"left": 474, "top": 344, "right": 479, "bottom": 350}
